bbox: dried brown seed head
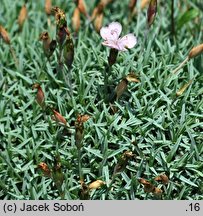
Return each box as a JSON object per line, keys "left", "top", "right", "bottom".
{"left": 32, "top": 83, "right": 45, "bottom": 108}
{"left": 94, "top": 12, "right": 103, "bottom": 33}
{"left": 38, "top": 162, "right": 51, "bottom": 177}
{"left": 89, "top": 180, "right": 105, "bottom": 190}
{"left": 188, "top": 44, "right": 203, "bottom": 59}
{"left": 154, "top": 174, "right": 169, "bottom": 185}
{"left": 52, "top": 110, "right": 67, "bottom": 125}
{"left": 147, "top": 0, "right": 157, "bottom": 28}
{"left": 39, "top": 31, "right": 50, "bottom": 41}
{"left": 0, "top": 25, "right": 10, "bottom": 44}
{"left": 18, "top": 5, "right": 27, "bottom": 29}
{"left": 45, "top": 0, "right": 52, "bottom": 15}
{"left": 72, "top": 7, "right": 81, "bottom": 32}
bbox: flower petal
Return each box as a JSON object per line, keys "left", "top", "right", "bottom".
{"left": 108, "top": 22, "right": 122, "bottom": 38}
{"left": 100, "top": 22, "right": 122, "bottom": 41}
{"left": 118, "top": 34, "right": 137, "bottom": 50}
{"left": 100, "top": 27, "right": 111, "bottom": 40}
{"left": 102, "top": 40, "right": 119, "bottom": 50}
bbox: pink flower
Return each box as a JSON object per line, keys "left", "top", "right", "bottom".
{"left": 100, "top": 22, "right": 137, "bottom": 51}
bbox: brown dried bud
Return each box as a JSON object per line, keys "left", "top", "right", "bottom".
{"left": 154, "top": 174, "right": 169, "bottom": 185}
{"left": 153, "top": 187, "right": 163, "bottom": 196}
{"left": 129, "top": 0, "right": 137, "bottom": 12}
{"left": 139, "top": 178, "right": 155, "bottom": 193}
{"left": 38, "top": 162, "right": 51, "bottom": 177}
{"left": 32, "top": 83, "right": 45, "bottom": 108}
{"left": 147, "top": 0, "right": 157, "bottom": 28}
{"left": 122, "top": 151, "right": 134, "bottom": 159}
{"left": 100, "top": 0, "right": 114, "bottom": 7}
{"left": 133, "top": 0, "right": 149, "bottom": 14}
{"left": 0, "top": 25, "right": 10, "bottom": 44}
{"left": 115, "top": 78, "right": 128, "bottom": 100}
{"left": 176, "top": 79, "right": 193, "bottom": 97}
{"left": 75, "top": 123, "right": 84, "bottom": 149}
{"left": 80, "top": 180, "right": 89, "bottom": 200}
{"left": 72, "top": 7, "right": 81, "bottom": 32}
{"left": 52, "top": 6, "right": 67, "bottom": 28}
{"left": 188, "top": 44, "right": 203, "bottom": 59}
{"left": 76, "top": 114, "right": 90, "bottom": 123}
{"left": 94, "top": 12, "right": 103, "bottom": 33}
{"left": 52, "top": 155, "right": 64, "bottom": 190}
{"left": 113, "top": 151, "right": 134, "bottom": 175}
{"left": 18, "top": 5, "right": 27, "bottom": 29}
{"left": 39, "top": 31, "right": 56, "bottom": 58}
{"left": 77, "top": 0, "right": 88, "bottom": 17}
{"left": 45, "top": 0, "right": 52, "bottom": 15}
{"left": 89, "top": 180, "right": 105, "bottom": 189}
{"left": 141, "top": 0, "right": 150, "bottom": 9}
{"left": 126, "top": 73, "right": 140, "bottom": 82}
{"left": 92, "top": 3, "right": 104, "bottom": 19}
{"left": 63, "top": 29, "right": 74, "bottom": 69}
{"left": 52, "top": 110, "right": 67, "bottom": 125}
{"left": 144, "top": 183, "right": 155, "bottom": 193}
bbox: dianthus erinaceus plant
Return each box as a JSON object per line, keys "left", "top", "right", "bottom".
{"left": 0, "top": 0, "right": 202, "bottom": 200}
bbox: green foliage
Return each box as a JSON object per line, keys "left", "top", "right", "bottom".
{"left": 0, "top": 0, "right": 203, "bottom": 200}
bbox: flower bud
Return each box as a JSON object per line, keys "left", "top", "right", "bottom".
{"left": 52, "top": 110, "right": 67, "bottom": 125}
{"left": 52, "top": 6, "right": 67, "bottom": 28}
{"left": 147, "top": 0, "right": 157, "bottom": 28}
{"left": 38, "top": 162, "right": 51, "bottom": 177}
{"left": 188, "top": 44, "right": 203, "bottom": 59}
{"left": 39, "top": 32, "right": 56, "bottom": 59}
{"left": 100, "top": 0, "right": 114, "bottom": 7}
{"left": 72, "top": 7, "right": 81, "bottom": 32}
{"left": 129, "top": 0, "right": 137, "bottom": 13}
{"left": 45, "top": 0, "right": 52, "bottom": 15}
{"left": 94, "top": 12, "right": 103, "bottom": 33}
{"left": 115, "top": 78, "right": 128, "bottom": 100}
{"left": 139, "top": 178, "right": 155, "bottom": 193}
{"left": 63, "top": 30, "right": 74, "bottom": 69}
{"left": 32, "top": 83, "right": 45, "bottom": 108}
{"left": 154, "top": 174, "right": 169, "bottom": 185}
{"left": 92, "top": 3, "right": 104, "bottom": 20}
{"left": 0, "top": 25, "right": 10, "bottom": 44}
{"left": 77, "top": 0, "right": 88, "bottom": 17}
{"left": 52, "top": 155, "right": 64, "bottom": 190}
{"left": 75, "top": 123, "right": 84, "bottom": 149}
{"left": 113, "top": 151, "right": 134, "bottom": 175}
{"left": 18, "top": 5, "right": 27, "bottom": 30}
{"left": 77, "top": 114, "right": 90, "bottom": 123}
{"left": 80, "top": 180, "right": 89, "bottom": 200}
{"left": 153, "top": 187, "right": 163, "bottom": 196}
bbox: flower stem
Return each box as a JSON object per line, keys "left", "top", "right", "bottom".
{"left": 172, "top": 56, "right": 189, "bottom": 74}
{"left": 77, "top": 148, "right": 83, "bottom": 181}
{"left": 104, "top": 174, "right": 118, "bottom": 199}
{"left": 171, "top": 0, "right": 175, "bottom": 36}
{"left": 9, "top": 45, "right": 18, "bottom": 67}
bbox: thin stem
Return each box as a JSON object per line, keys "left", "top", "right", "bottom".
{"left": 77, "top": 148, "right": 83, "bottom": 181}
{"left": 63, "top": 67, "right": 73, "bottom": 97}
{"left": 104, "top": 173, "right": 118, "bottom": 199}
{"left": 171, "top": 0, "right": 175, "bottom": 36}
{"left": 103, "top": 64, "right": 111, "bottom": 102}
{"left": 9, "top": 45, "right": 18, "bottom": 67}
{"left": 172, "top": 56, "right": 189, "bottom": 74}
